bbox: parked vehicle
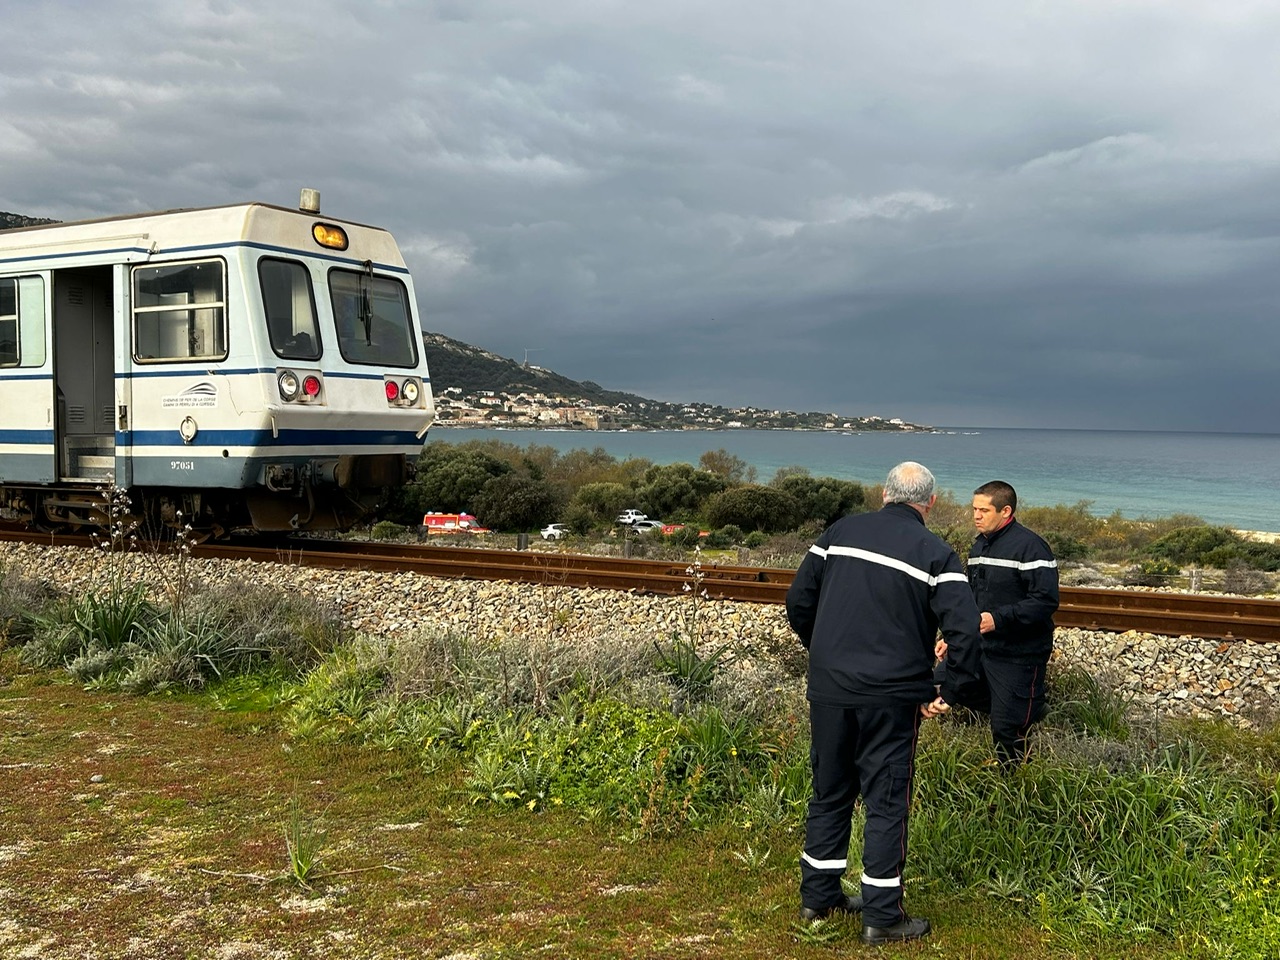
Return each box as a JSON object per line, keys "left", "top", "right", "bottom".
{"left": 630, "top": 519, "right": 665, "bottom": 534}
{"left": 540, "top": 523, "right": 568, "bottom": 540}
{"left": 662, "top": 523, "right": 710, "bottom": 537}
{"left": 616, "top": 509, "right": 647, "bottom": 524}
{"left": 422, "top": 512, "right": 490, "bottom": 534}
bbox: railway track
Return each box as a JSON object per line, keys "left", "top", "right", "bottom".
{"left": 3, "top": 529, "right": 1278, "bottom": 642}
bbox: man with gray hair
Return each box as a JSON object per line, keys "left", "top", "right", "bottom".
{"left": 786, "top": 461, "right": 982, "bottom": 945}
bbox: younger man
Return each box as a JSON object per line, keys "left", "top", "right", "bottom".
{"left": 938, "top": 480, "right": 1058, "bottom": 765}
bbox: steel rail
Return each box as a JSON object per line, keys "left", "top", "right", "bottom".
{"left": 3, "top": 528, "right": 1278, "bottom": 641}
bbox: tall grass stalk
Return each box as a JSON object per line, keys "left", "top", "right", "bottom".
{"left": 284, "top": 794, "right": 326, "bottom": 887}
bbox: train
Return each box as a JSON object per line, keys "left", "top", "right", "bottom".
{"left": 0, "top": 189, "right": 435, "bottom": 536}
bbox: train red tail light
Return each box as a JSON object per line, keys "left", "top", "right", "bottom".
{"left": 385, "top": 380, "right": 399, "bottom": 401}
{"left": 303, "top": 375, "right": 321, "bottom": 397}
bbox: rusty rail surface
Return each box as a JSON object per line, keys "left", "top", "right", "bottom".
{"left": 3, "top": 528, "right": 1278, "bottom": 641}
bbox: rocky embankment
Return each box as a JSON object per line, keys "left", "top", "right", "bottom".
{"left": 2, "top": 542, "right": 1276, "bottom": 728}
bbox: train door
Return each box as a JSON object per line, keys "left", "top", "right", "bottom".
{"left": 52, "top": 266, "right": 115, "bottom": 481}
{"left": 0, "top": 274, "right": 56, "bottom": 484}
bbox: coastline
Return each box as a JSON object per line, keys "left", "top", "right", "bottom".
{"left": 1241, "top": 531, "right": 1280, "bottom": 544}
{"left": 427, "top": 426, "right": 1280, "bottom": 534}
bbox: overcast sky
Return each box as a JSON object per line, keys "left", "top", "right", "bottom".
{"left": 3, "top": 1, "right": 1279, "bottom": 432}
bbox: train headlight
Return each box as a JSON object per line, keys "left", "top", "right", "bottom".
{"left": 402, "top": 379, "right": 420, "bottom": 404}
{"left": 385, "top": 380, "right": 399, "bottom": 402}
{"left": 278, "top": 370, "right": 300, "bottom": 400}
{"left": 303, "top": 375, "right": 322, "bottom": 398}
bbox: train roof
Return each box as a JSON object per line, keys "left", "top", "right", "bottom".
{"left": 0, "top": 200, "right": 407, "bottom": 270}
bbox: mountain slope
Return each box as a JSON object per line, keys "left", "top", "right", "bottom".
{"left": 422, "top": 330, "right": 684, "bottom": 414}
{"left": 1, "top": 212, "right": 60, "bottom": 230}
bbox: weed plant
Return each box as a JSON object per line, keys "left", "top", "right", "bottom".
{"left": 0, "top": 561, "right": 63, "bottom": 647}
{"left": 283, "top": 793, "right": 327, "bottom": 887}
{"left": 10, "top": 510, "right": 344, "bottom": 690}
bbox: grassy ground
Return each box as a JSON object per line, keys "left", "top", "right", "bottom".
{"left": 0, "top": 650, "right": 1181, "bottom": 960}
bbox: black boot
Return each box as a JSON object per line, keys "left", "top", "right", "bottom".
{"left": 798, "top": 894, "right": 864, "bottom": 921}
{"left": 861, "top": 916, "right": 931, "bottom": 944}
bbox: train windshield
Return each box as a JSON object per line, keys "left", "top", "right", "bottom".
{"left": 328, "top": 268, "right": 418, "bottom": 368}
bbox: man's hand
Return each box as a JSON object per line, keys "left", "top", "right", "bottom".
{"left": 934, "top": 638, "right": 948, "bottom": 660}
{"left": 979, "top": 612, "right": 995, "bottom": 634}
{"left": 920, "top": 697, "right": 950, "bottom": 719}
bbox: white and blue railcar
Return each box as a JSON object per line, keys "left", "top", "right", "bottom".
{"left": 0, "top": 190, "right": 434, "bottom": 534}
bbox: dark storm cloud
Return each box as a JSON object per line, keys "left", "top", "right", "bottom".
{"left": 4, "top": 0, "right": 1279, "bottom": 431}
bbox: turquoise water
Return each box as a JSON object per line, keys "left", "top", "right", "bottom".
{"left": 430, "top": 427, "right": 1280, "bottom": 533}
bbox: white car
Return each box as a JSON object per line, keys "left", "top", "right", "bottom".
{"left": 540, "top": 523, "right": 569, "bottom": 541}
{"left": 616, "top": 509, "right": 647, "bottom": 525}
{"left": 629, "top": 519, "right": 665, "bottom": 535}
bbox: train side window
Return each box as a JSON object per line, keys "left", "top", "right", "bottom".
{"left": 132, "top": 259, "right": 228, "bottom": 363}
{"left": 259, "top": 258, "right": 321, "bottom": 361}
{"left": 0, "top": 276, "right": 46, "bottom": 368}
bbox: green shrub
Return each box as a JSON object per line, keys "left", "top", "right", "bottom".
{"left": 706, "top": 527, "right": 737, "bottom": 547}
{"left": 371, "top": 520, "right": 407, "bottom": 540}
{"left": 1044, "top": 532, "right": 1090, "bottom": 562}
{"left": 115, "top": 611, "right": 239, "bottom": 693}
{"left": 1124, "top": 557, "right": 1181, "bottom": 587}
{"left": 567, "top": 481, "right": 632, "bottom": 524}
{"left": 470, "top": 472, "right": 560, "bottom": 531}
{"left": 704, "top": 485, "right": 798, "bottom": 532}
{"left": 772, "top": 474, "right": 865, "bottom": 527}
{"left": 634, "top": 462, "right": 727, "bottom": 519}
{"left": 1146, "top": 525, "right": 1243, "bottom": 565}
{"left": 743, "top": 530, "right": 768, "bottom": 549}
{"left": 1204, "top": 540, "right": 1280, "bottom": 573}
{"left": 561, "top": 501, "right": 596, "bottom": 535}
{"left": 667, "top": 525, "right": 704, "bottom": 549}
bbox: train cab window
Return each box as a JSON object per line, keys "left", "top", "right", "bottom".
{"left": 132, "top": 259, "right": 227, "bottom": 362}
{"left": 0, "top": 276, "right": 47, "bottom": 368}
{"left": 328, "top": 268, "right": 418, "bottom": 368}
{"left": 259, "top": 258, "right": 321, "bottom": 361}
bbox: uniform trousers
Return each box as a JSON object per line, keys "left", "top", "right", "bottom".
{"left": 800, "top": 701, "right": 921, "bottom": 927}
{"left": 933, "top": 656, "right": 1048, "bottom": 765}
{"left": 984, "top": 657, "right": 1048, "bottom": 765}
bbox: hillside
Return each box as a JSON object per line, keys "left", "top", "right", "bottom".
{"left": 1, "top": 212, "right": 59, "bottom": 230}
{"left": 421, "top": 329, "right": 925, "bottom": 431}
{"left": 422, "top": 331, "right": 683, "bottom": 414}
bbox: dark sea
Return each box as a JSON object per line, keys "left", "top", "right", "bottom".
{"left": 431, "top": 427, "right": 1280, "bottom": 533}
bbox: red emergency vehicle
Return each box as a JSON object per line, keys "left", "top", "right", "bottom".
{"left": 421, "top": 512, "right": 491, "bottom": 534}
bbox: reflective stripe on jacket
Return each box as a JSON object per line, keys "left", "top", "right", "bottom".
{"left": 968, "top": 518, "right": 1059, "bottom": 663}
{"left": 787, "top": 503, "right": 983, "bottom": 706}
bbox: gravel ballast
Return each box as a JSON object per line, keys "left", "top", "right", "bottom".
{"left": 3, "top": 541, "right": 1276, "bottom": 728}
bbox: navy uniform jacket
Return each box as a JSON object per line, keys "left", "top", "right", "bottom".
{"left": 968, "top": 518, "right": 1058, "bottom": 664}
{"left": 786, "top": 503, "right": 983, "bottom": 707}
